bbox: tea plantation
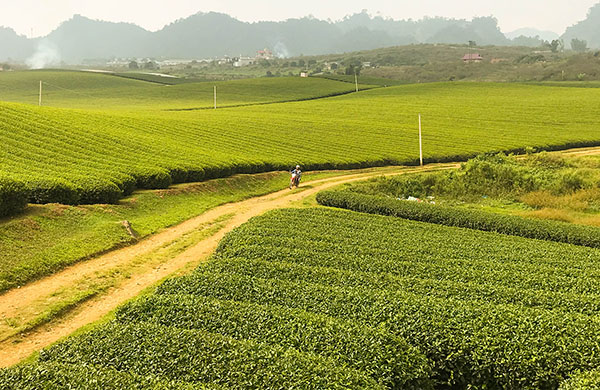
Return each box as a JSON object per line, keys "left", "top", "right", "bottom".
{"left": 0, "top": 70, "right": 368, "bottom": 110}
{"left": 4, "top": 207, "right": 600, "bottom": 388}
{"left": 3, "top": 78, "right": 600, "bottom": 217}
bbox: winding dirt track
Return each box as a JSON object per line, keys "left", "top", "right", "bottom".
{"left": 0, "top": 164, "right": 457, "bottom": 368}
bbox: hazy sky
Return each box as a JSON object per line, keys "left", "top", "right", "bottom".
{"left": 2, "top": 0, "right": 598, "bottom": 38}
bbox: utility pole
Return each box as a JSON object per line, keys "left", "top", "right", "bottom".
{"left": 354, "top": 71, "right": 359, "bottom": 92}
{"left": 418, "top": 114, "right": 423, "bottom": 167}
{"left": 39, "top": 81, "right": 42, "bottom": 107}
{"left": 214, "top": 86, "right": 217, "bottom": 109}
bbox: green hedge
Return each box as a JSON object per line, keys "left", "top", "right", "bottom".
{"left": 127, "top": 167, "right": 172, "bottom": 189}
{"left": 317, "top": 190, "right": 600, "bottom": 248}
{"left": 27, "top": 178, "right": 80, "bottom": 205}
{"left": 75, "top": 179, "right": 123, "bottom": 204}
{"left": 160, "top": 268, "right": 600, "bottom": 389}
{"left": 0, "top": 362, "right": 220, "bottom": 390}
{"left": 116, "top": 294, "right": 432, "bottom": 389}
{"left": 110, "top": 173, "right": 137, "bottom": 196}
{"left": 201, "top": 257, "right": 600, "bottom": 316}
{"left": 0, "top": 177, "right": 28, "bottom": 217}
{"left": 38, "top": 322, "right": 383, "bottom": 390}
{"left": 560, "top": 370, "right": 600, "bottom": 390}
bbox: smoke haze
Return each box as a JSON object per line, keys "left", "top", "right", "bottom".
{"left": 26, "top": 40, "right": 61, "bottom": 69}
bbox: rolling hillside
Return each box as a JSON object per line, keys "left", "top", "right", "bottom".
{"left": 2, "top": 79, "right": 600, "bottom": 212}
{"left": 0, "top": 70, "right": 369, "bottom": 110}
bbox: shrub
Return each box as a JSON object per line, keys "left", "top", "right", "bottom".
{"left": 184, "top": 167, "right": 206, "bottom": 182}
{"left": 128, "top": 167, "right": 172, "bottom": 189}
{"left": 317, "top": 190, "right": 600, "bottom": 248}
{"left": 560, "top": 370, "right": 600, "bottom": 390}
{"left": 111, "top": 174, "right": 137, "bottom": 196}
{"left": 39, "top": 322, "right": 383, "bottom": 390}
{"left": 161, "top": 264, "right": 600, "bottom": 389}
{"left": 166, "top": 166, "right": 189, "bottom": 184}
{"left": 27, "top": 178, "right": 80, "bottom": 205}
{"left": 0, "top": 177, "right": 28, "bottom": 217}
{"left": 116, "top": 294, "right": 432, "bottom": 389}
{"left": 0, "top": 362, "right": 217, "bottom": 390}
{"left": 74, "top": 179, "right": 123, "bottom": 204}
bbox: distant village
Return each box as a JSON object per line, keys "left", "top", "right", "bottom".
{"left": 101, "top": 48, "right": 373, "bottom": 76}
{"left": 105, "top": 48, "right": 280, "bottom": 69}
{"left": 100, "top": 47, "right": 501, "bottom": 75}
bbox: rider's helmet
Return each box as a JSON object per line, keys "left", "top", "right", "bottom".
{"left": 296, "top": 165, "right": 300, "bottom": 169}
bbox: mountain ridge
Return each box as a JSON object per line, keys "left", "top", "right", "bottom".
{"left": 1, "top": 6, "right": 599, "bottom": 64}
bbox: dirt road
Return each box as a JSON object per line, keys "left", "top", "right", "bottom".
{"left": 556, "top": 146, "right": 600, "bottom": 157}
{"left": 0, "top": 163, "right": 457, "bottom": 368}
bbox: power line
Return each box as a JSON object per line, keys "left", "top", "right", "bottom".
{"left": 40, "top": 81, "right": 99, "bottom": 99}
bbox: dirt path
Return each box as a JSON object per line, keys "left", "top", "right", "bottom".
{"left": 0, "top": 163, "right": 458, "bottom": 368}
{"left": 0, "top": 144, "right": 597, "bottom": 367}
{"left": 555, "top": 146, "right": 600, "bottom": 157}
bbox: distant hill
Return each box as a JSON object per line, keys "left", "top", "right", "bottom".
{"left": 1, "top": 5, "right": 600, "bottom": 65}
{"left": 562, "top": 3, "right": 600, "bottom": 48}
{"left": 0, "top": 12, "right": 510, "bottom": 64}
{"left": 0, "top": 27, "right": 34, "bottom": 61}
{"left": 45, "top": 15, "right": 152, "bottom": 60}
{"left": 506, "top": 28, "right": 559, "bottom": 42}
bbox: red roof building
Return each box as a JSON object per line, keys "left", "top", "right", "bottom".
{"left": 256, "top": 48, "right": 274, "bottom": 60}
{"left": 462, "top": 53, "right": 484, "bottom": 62}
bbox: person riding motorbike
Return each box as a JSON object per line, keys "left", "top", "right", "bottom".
{"left": 290, "top": 165, "right": 302, "bottom": 189}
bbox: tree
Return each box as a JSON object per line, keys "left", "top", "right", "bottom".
{"left": 128, "top": 60, "right": 139, "bottom": 69}
{"left": 571, "top": 38, "right": 588, "bottom": 53}
{"left": 468, "top": 40, "right": 477, "bottom": 47}
{"left": 144, "top": 61, "right": 158, "bottom": 70}
{"left": 345, "top": 64, "right": 362, "bottom": 76}
{"left": 549, "top": 39, "right": 564, "bottom": 53}
{"left": 308, "top": 59, "right": 317, "bottom": 66}
{"left": 298, "top": 59, "right": 306, "bottom": 67}
{"left": 330, "top": 63, "right": 338, "bottom": 70}
{"left": 512, "top": 35, "right": 544, "bottom": 48}
{"left": 266, "top": 70, "right": 274, "bottom": 77}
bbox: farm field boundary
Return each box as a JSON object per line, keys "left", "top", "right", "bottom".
{"left": 0, "top": 163, "right": 456, "bottom": 368}
{"left": 163, "top": 87, "right": 377, "bottom": 111}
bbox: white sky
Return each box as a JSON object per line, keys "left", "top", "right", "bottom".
{"left": 1, "top": 0, "right": 598, "bottom": 38}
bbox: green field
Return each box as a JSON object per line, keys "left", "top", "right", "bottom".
{"left": 0, "top": 172, "right": 291, "bottom": 292}
{"left": 4, "top": 207, "right": 600, "bottom": 388}
{"left": 3, "top": 70, "right": 600, "bottom": 387}
{"left": 316, "top": 74, "right": 408, "bottom": 86}
{"left": 3, "top": 73, "right": 600, "bottom": 216}
{"left": 0, "top": 70, "right": 369, "bottom": 110}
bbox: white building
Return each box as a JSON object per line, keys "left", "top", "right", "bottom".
{"left": 233, "top": 57, "right": 255, "bottom": 67}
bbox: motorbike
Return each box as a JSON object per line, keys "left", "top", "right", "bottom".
{"left": 289, "top": 172, "right": 300, "bottom": 189}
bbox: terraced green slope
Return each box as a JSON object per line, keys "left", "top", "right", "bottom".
{"left": 0, "top": 70, "right": 368, "bottom": 110}
{"left": 2, "top": 82, "right": 600, "bottom": 212}
{"left": 5, "top": 207, "right": 600, "bottom": 388}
